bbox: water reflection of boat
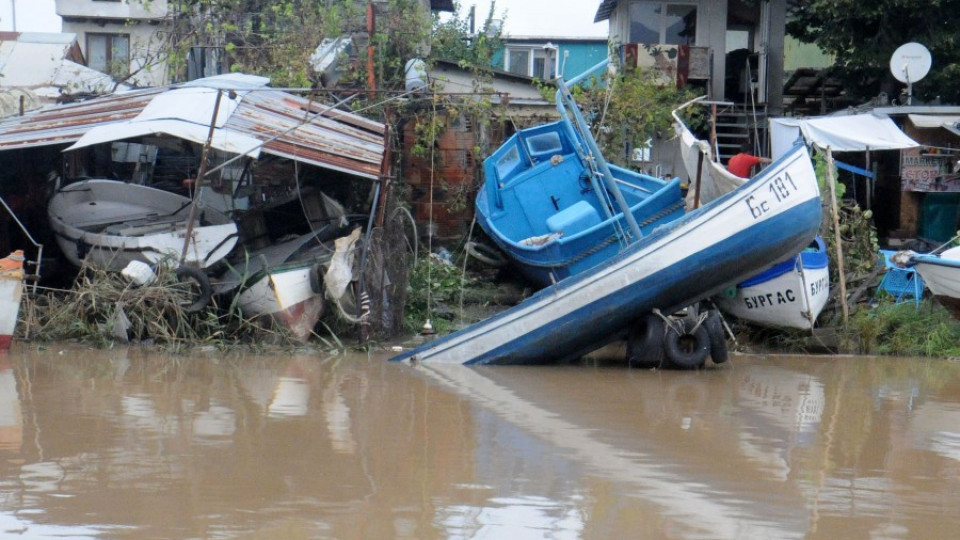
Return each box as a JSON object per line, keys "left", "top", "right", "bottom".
{"left": 415, "top": 364, "right": 810, "bottom": 538}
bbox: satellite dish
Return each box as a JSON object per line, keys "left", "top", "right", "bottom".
{"left": 890, "top": 42, "right": 931, "bottom": 105}
{"left": 890, "top": 42, "right": 931, "bottom": 83}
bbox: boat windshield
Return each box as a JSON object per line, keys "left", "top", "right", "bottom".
{"left": 526, "top": 132, "right": 563, "bottom": 156}
{"left": 495, "top": 144, "right": 521, "bottom": 180}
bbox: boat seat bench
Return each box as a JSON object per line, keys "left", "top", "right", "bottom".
{"left": 546, "top": 200, "right": 602, "bottom": 236}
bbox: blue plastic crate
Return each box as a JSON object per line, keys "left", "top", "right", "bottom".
{"left": 876, "top": 250, "right": 924, "bottom": 307}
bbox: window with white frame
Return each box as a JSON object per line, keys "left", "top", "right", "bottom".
{"left": 628, "top": 2, "right": 697, "bottom": 45}
{"left": 87, "top": 33, "right": 130, "bottom": 77}
{"left": 505, "top": 46, "right": 557, "bottom": 79}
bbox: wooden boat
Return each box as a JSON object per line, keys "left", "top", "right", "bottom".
{"left": 908, "top": 247, "right": 960, "bottom": 317}
{"left": 673, "top": 98, "right": 831, "bottom": 330}
{"left": 48, "top": 179, "right": 239, "bottom": 271}
{"left": 0, "top": 250, "right": 25, "bottom": 350}
{"left": 391, "top": 142, "right": 822, "bottom": 365}
{"left": 715, "top": 236, "right": 830, "bottom": 330}
{"left": 475, "top": 61, "right": 686, "bottom": 287}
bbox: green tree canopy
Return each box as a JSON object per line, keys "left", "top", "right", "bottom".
{"left": 787, "top": 0, "right": 960, "bottom": 104}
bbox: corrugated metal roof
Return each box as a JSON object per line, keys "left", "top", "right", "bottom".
{"left": 0, "top": 78, "right": 386, "bottom": 180}
{"left": 594, "top": 0, "right": 618, "bottom": 22}
{"left": 0, "top": 32, "right": 79, "bottom": 87}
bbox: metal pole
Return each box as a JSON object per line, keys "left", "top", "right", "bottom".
{"left": 555, "top": 60, "right": 642, "bottom": 240}
{"left": 179, "top": 89, "right": 224, "bottom": 265}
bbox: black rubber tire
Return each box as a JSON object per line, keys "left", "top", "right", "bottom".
{"left": 664, "top": 318, "right": 710, "bottom": 369}
{"left": 626, "top": 313, "right": 665, "bottom": 368}
{"left": 464, "top": 241, "right": 507, "bottom": 267}
{"left": 174, "top": 266, "right": 212, "bottom": 313}
{"left": 705, "top": 310, "right": 729, "bottom": 364}
{"left": 309, "top": 262, "right": 324, "bottom": 295}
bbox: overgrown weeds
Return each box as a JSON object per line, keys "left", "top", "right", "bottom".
{"left": 403, "top": 250, "right": 507, "bottom": 335}
{"left": 850, "top": 299, "right": 960, "bottom": 357}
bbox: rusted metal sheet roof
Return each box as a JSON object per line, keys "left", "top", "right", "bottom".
{"left": 0, "top": 77, "right": 386, "bottom": 180}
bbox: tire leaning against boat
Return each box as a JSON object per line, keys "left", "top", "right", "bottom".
{"left": 464, "top": 241, "right": 507, "bottom": 267}
{"left": 174, "top": 266, "right": 212, "bottom": 313}
{"left": 705, "top": 310, "right": 729, "bottom": 364}
{"left": 626, "top": 313, "right": 666, "bottom": 368}
{"left": 309, "top": 262, "right": 324, "bottom": 295}
{"left": 663, "top": 317, "right": 710, "bottom": 369}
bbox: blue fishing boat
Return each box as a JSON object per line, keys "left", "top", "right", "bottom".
{"left": 715, "top": 236, "right": 830, "bottom": 330}
{"left": 391, "top": 139, "right": 822, "bottom": 365}
{"left": 475, "top": 61, "right": 686, "bottom": 287}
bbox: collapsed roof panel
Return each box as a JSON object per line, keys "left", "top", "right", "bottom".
{"left": 0, "top": 76, "right": 386, "bottom": 180}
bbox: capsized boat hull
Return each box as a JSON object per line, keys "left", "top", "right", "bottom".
{"left": 48, "top": 179, "right": 239, "bottom": 271}
{"left": 911, "top": 246, "right": 960, "bottom": 317}
{"left": 392, "top": 144, "right": 822, "bottom": 365}
{"left": 715, "top": 237, "right": 830, "bottom": 330}
{"left": 236, "top": 264, "right": 325, "bottom": 341}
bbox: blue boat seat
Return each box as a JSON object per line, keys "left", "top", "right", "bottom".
{"left": 546, "top": 200, "right": 601, "bottom": 236}
{"left": 875, "top": 249, "right": 924, "bottom": 308}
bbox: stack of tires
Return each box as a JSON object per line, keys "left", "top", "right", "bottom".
{"left": 626, "top": 309, "right": 728, "bottom": 369}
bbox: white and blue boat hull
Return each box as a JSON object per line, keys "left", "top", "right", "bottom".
{"left": 392, "top": 144, "right": 822, "bottom": 365}
{"left": 716, "top": 237, "right": 830, "bottom": 330}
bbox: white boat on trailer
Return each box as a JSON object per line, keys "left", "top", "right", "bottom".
{"left": 48, "top": 179, "right": 239, "bottom": 272}
{"left": 390, "top": 142, "right": 823, "bottom": 366}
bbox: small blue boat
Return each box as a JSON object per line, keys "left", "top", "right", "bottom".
{"left": 391, "top": 140, "right": 822, "bottom": 365}
{"left": 475, "top": 61, "right": 686, "bottom": 287}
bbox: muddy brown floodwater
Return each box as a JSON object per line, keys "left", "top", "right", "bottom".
{"left": 0, "top": 344, "right": 959, "bottom": 539}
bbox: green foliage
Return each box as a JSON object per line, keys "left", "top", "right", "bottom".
{"left": 787, "top": 0, "right": 960, "bottom": 104}
{"left": 567, "top": 66, "right": 700, "bottom": 167}
{"left": 404, "top": 255, "right": 476, "bottom": 334}
{"left": 430, "top": 0, "right": 503, "bottom": 71}
{"left": 160, "top": 0, "right": 431, "bottom": 93}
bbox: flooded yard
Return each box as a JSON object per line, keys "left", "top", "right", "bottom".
{"left": 1, "top": 345, "right": 959, "bottom": 539}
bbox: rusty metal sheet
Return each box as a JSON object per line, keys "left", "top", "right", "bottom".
{"left": 0, "top": 81, "right": 385, "bottom": 180}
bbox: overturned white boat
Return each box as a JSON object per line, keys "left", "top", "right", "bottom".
{"left": 216, "top": 228, "right": 361, "bottom": 341}
{"left": 48, "top": 179, "right": 239, "bottom": 271}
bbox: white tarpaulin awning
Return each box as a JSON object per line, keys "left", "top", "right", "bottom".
{"left": 65, "top": 119, "right": 262, "bottom": 158}
{"left": 770, "top": 114, "right": 919, "bottom": 159}
{"left": 907, "top": 114, "right": 960, "bottom": 129}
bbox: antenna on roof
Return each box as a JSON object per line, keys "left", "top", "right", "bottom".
{"left": 890, "top": 42, "right": 931, "bottom": 105}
